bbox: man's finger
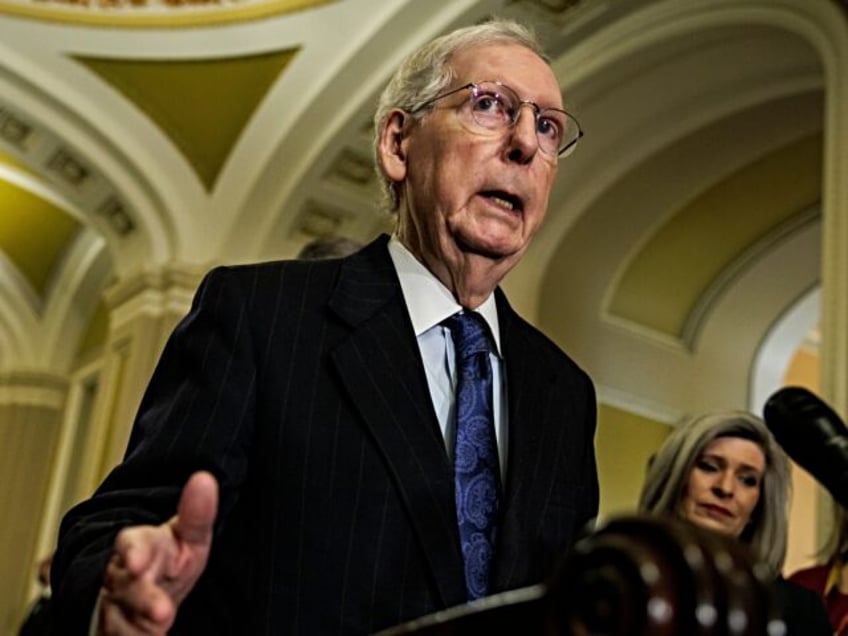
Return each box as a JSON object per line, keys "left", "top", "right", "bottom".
{"left": 99, "top": 599, "right": 150, "bottom": 636}
{"left": 100, "top": 583, "right": 173, "bottom": 636}
{"left": 172, "top": 471, "right": 218, "bottom": 546}
{"left": 113, "top": 526, "right": 168, "bottom": 577}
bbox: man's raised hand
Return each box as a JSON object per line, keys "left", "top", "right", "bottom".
{"left": 97, "top": 471, "right": 218, "bottom": 635}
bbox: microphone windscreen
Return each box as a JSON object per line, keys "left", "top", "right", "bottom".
{"left": 763, "top": 386, "right": 848, "bottom": 509}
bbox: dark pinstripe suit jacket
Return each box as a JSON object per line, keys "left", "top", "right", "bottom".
{"left": 52, "top": 234, "right": 598, "bottom": 635}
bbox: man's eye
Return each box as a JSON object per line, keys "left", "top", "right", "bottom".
{"left": 536, "top": 117, "right": 562, "bottom": 142}
{"left": 473, "top": 94, "right": 508, "bottom": 117}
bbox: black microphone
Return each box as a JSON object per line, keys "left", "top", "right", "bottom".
{"left": 763, "top": 386, "right": 848, "bottom": 509}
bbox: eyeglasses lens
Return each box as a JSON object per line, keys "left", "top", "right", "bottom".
{"left": 466, "top": 82, "right": 580, "bottom": 156}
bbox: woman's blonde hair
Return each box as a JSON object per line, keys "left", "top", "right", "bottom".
{"left": 638, "top": 411, "right": 791, "bottom": 576}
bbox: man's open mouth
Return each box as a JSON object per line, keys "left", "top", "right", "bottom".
{"left": 482, "top": 190, "right": 523, "bottom": 213}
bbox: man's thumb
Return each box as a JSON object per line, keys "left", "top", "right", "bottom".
{"left": 174, "top": 471, "right": 218, "bottom": 546}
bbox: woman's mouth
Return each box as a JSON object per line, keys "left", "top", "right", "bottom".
{"left": 700, "top": 503, "right": 733, "bottom": 518}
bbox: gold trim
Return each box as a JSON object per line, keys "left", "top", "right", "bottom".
{"left": 0, "top": 0, "right": 333, "bottom": 27}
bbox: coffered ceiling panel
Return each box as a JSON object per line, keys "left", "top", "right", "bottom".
{"left": 76, "top": 49, "right": 300, "bottom": 190}
{"left": 0, "top": 178, "right": 80, "bottom": 299}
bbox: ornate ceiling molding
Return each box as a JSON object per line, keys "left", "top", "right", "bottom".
{"left": 0, "top": 0, "right": 333, "bottom": 27}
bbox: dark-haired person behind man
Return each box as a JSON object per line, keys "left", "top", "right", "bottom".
{"left": 51, "top": 18, "right": 597, "bottom": 635}
{"left": 296, "top": 235, "right": 363, "bottom": 260}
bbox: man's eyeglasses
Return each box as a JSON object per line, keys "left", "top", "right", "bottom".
{"left": 415, "top": 80, "right": 583, "bottom": 158}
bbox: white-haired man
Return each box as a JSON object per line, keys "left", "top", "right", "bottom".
{"left": 52, "top": 18, "right": 597, "bottom": 635}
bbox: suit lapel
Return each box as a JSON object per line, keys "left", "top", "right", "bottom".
{"left": 327, "top": 236, "right": 467, "bottom": 607}
{"left": 491, "top": 292, "right": 563, "bottom": 589}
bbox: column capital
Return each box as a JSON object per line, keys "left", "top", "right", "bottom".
{"left": 0, "top": 370, "right": 68, "bottom": 408}
{"left": 103, "top": 262, "right": 209, "bottom": 331}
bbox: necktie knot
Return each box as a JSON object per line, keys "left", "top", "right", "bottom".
{"left": 443, "top": 312, "right": 493, "bottom": 360}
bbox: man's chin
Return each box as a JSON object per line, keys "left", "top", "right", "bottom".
{"left": 454, "top": 236, "right": 522, "bottom": 262}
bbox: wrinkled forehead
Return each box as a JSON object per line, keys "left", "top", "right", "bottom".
{"left": 448, "top": 42, "right": 562, "bottom": 109}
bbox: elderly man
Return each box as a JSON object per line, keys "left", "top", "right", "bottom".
{"left": 52, "top": 17, "right": 597, "bottom": 635}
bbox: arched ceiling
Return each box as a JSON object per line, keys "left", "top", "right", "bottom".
{"left": 608, "top": 132, "right": 821, "bottom": 340}
{"left": 0, "top": 0, "right": 845, "bottom": 419}
{"left": 531, "top": 0, "right": 844, "bottom": 419}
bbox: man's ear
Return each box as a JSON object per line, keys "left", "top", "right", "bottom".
{"left": 377, "top": 109, "right": 410, "bottom": 182}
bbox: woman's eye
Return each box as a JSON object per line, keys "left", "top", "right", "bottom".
{"left": 696, "top": 459, "right": 718, "bottom": 472}
{"left": 740, "top": 474, "right": 760, "bottom": 488}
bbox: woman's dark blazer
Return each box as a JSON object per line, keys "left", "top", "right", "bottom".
{"left": 774, "top": 576, "right": 832, "bottom": 635}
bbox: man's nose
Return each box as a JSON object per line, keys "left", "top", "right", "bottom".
{"left": 505, "top": 105, "right": 540, "bottom": 163}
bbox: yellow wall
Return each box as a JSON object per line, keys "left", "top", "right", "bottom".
{"left": 596, "top": 377, "right": 826, "bottom": 577}
{"left": 595, "top": 403, "right": 672, "bottom": 522}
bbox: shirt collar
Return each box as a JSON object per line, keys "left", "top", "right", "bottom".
{"left": 387, "top": 236, "right": 502, "bottom": 355}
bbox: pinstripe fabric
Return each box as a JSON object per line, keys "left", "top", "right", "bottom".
{"left": 51, "top": 234, "right": 598, "bottom": 635}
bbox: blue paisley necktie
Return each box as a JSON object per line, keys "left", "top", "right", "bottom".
{"left": 443, "top": 311, "right": 501, "bottom": 600}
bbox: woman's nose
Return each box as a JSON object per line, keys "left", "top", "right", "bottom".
{"left": 711, "top": 472, "right": 735, "bottom": 497}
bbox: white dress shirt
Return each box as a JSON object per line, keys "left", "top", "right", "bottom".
{"left": 387, "top": 237, "right": 508, "bottom": 477}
